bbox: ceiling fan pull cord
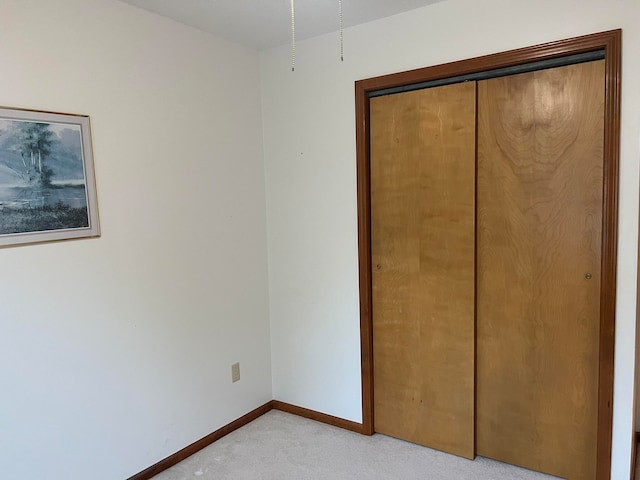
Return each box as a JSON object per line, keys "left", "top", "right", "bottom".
{"left": 339, "top": 0, "right": 344, "bottom": 61}
{"left": 291, "top": 0, "right": 296, "bottom": 72}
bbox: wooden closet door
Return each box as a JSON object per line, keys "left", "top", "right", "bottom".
{"left": 370, "top": 82, "right": 476, "bottom": 459}
{"left": 476, "top": 60, "right": 605, "bottom": 480}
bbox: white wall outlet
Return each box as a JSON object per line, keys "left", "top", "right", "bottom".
{"left": 231, "top": 362, "right": 240, "bottom": 383}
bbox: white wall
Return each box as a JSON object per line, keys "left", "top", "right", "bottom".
{"left": 261, "top": 0, "right": 640, "bottom": 478}
{"left": 0, "top": 1, "right": 271, "bottom": 479}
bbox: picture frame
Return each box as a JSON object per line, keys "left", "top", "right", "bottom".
{"left": 0, "top": 107, "right": 100, "bottom": 247}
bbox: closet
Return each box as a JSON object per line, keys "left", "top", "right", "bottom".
{"left": 357, "top": 30, "right": 620, "bottom": 480}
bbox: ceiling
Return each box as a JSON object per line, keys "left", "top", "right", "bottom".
{"left": 118, "top": 0, "right": 444, "bottom": 50}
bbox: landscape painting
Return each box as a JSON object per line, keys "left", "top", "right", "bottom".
{"left": 0, "top": 108, "right": 99, "bottom": 247}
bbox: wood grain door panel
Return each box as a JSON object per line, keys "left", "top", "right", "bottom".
{"left": 371, "top": 82, "right": 476, "bottom": 459}
{"left": 476, "top": 60, "right": 605, "bottom": 480}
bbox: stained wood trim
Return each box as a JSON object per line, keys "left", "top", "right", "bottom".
{"left": 355, "top": 29, "right": 621, "bottom": 480}
{"left": 597, "top": 29, "right": 622, "bottom": 480}
{"left": 272, "top": 400, "right": 365, "bottom": 434}
{"left": 356, "top": 30, "right": 619, "bottom": 94}
{"left": 632, "top": 432, "right": 639, "bottom": 480}
{"left": 127, "top": 402, "right": 274, "bottom": 480}
{"left": 356, "top": 79, "right": 375, "bottom": 436}
{"left": 127, "top": 400, "right": 368, "bottom": 479}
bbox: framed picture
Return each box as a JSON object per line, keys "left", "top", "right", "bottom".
{"left": 0, "top": 107, "right": 100, "bottom": 247}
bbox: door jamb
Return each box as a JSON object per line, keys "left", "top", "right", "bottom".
{"left": 354, "top": 29, "right": 622, "bottom": 480}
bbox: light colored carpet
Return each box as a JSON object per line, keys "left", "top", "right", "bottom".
{"left": 153, "top": 410, "right": 559, "bottom": 480}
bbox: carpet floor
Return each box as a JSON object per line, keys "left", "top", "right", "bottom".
{"left": 152, "top": 410, "right": 560, "bottom": 479}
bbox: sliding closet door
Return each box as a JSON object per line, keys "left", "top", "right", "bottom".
{"left": 476, "top": 60, "right": 605, "bottom": 480}
{"left": 370, "top": 82, "right": 476, "bottom": 459}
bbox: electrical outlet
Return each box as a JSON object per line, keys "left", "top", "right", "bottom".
{"left": 231, "top": 362, "right": 240, "bottom": 383}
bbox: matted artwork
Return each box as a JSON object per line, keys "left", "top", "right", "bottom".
{"left": 0, "top": 107, "right": 99, "bottom": 247}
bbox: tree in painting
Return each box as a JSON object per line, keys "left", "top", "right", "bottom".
{"left": 9, "top": 122, "right": 55, "bottom": 186}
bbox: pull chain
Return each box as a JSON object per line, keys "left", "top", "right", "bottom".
{"left": 290, "top": 0, "right": 343, "bottom": 70}
{"left": 339, "top": 0, "right": 344, "bottom": 61}
{"left": 290, "top": 0, "right": 296, "bottom": 72}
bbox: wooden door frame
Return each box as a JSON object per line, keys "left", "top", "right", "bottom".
{"left": 355, "top": 29, "right": 621, "bottom": 479}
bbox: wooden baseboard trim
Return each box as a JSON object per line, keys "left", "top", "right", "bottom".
{"left": 633, "top": 432, "right": 639, "bottom": 480}
{"left": 271, "top": 400, "right": 366, "bottom": 434}
{"left": 127, "top": 401, "right": 274, "bottom": 480}
{"left": 127, "top": 400, "right": 367, "bottom": 479}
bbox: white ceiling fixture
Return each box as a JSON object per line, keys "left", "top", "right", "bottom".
{"left": 117, "top": 0, "right": 445, "bottom": 51}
